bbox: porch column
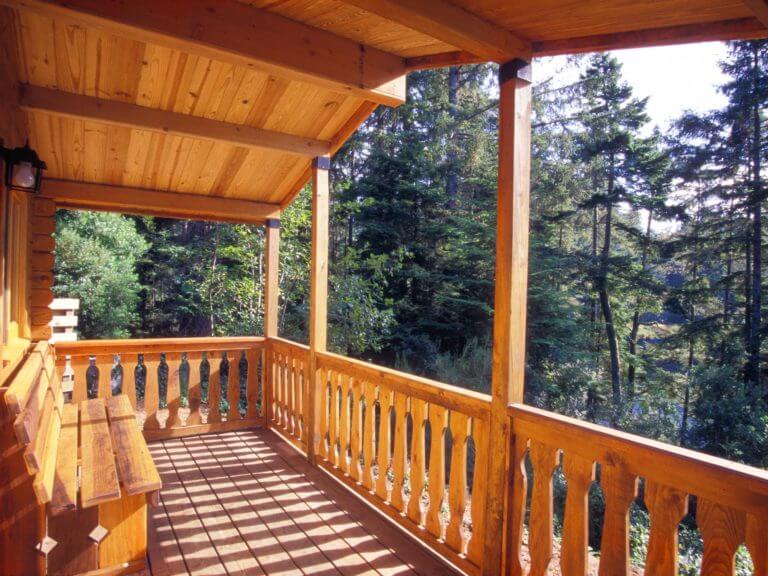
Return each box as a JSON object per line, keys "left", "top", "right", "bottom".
{"left": 264, "top": 218, "right": 280, "bottom": 338}
{"left": 263, "top": 217, "right": 280, "bottom": 426}
{"left": 483, "top": 59, "right": 532, "bottom": 576}
{"left": 307, "top": 155, "right": 330, "bottom": 463}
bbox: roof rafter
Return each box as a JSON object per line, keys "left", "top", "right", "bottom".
{"left": 41, "top": 180, "right": 281, "bottom": 224}
{"left": 4, "top": 0, "right": 407, "bottom": 106}
{"left": 341, "top": 0, "right": 531, "bottom": 63}
{"left": 20, "top": 84, "right": 331, "bottom": 157}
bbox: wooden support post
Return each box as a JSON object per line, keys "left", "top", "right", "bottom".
{"left": 306, "top": 156, "right": 330, "bottom": 463}
{"left": 264, "top": 219, "right": 281, "bottom": 338}
{"left": 483, "top": 59, "right": 532, "bottom": 576}
{"left": 264, "top": 217, "right": 280, "bottom": 427}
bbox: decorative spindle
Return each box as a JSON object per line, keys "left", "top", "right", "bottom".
{"left": 156, "top": 353, "right": 170, "bottom": 429}
{"left": 238, "top": 351, "right": 248, "bottom": 419}
{"left": 134, "top": 354, "right": 147, "bottom": 430}
{"left": 178, "top": 352, "right": 190, "bottom": 426}
{"left": 219, "top": 352, "right": 230, "bottom": 422}
{"left": 110, "top": 354, "right": 123, "bottom": 395}
{"left": 200, "top": 352, "right": 210, "bottom": 424}
{"left": 86, "top": 356, "right": 99, "bottom": 399}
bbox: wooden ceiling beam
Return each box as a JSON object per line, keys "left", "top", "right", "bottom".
{"left": 19, "top": 84, "right": 331, "bottom": 157}
{"left": 742, "top": 0, "right": 768, "bottom": 28}
{"left": 41, "top": 180, "right": 281, "bottom": 224}
{"left": 4, "top": 0, "right": 407, "bottom": 106}
{"left": 341, "top": 0, "right": 531, "bottom": 62}
{"left": 405, "top": 51, "right": 486, "bottom": 71}
{"left": 533, "top": 18, "right": 767, "bottom": 56}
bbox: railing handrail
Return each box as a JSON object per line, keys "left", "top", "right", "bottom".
{"left": 268, "top": 336, "right": 310, "bottom": 352}
{"left": 509, "top": 402, "right": 768, "bottom": 512}
{"left": 317, "top": 349, "right": 491, "bottom": 419}
{"left": 54, "top": 336, "right": 266, "bottom": 356}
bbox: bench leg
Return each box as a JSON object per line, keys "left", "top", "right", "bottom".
{"left": 98, "top": 494, "right": 147, "bottom": 570}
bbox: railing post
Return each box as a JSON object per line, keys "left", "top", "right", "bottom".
{"left": 483, "top": 58, "right": 532, "bottom": 576}
{"left": 264, "top": 217, "right": 280, "bottom": 427}
{"left": 306, "top": 156, "right": 330, "bottom": 463}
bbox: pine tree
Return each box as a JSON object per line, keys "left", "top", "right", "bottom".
{"left": 575, "top": 54, "right": 649, "bottom": 421}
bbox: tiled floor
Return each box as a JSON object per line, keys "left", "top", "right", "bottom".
{"left": 146, "top": 428, "right": 462, "bottom": 576}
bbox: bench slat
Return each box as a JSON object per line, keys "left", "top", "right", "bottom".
{"left": 23, "top": 388, "right": 60, "bottom": 474}
{"left": 80, "top": 399, "right": 121, "bottom": 508}
{"left": 33, "top": 398, "right": 62, "bottom": 504}
{"left": 106, "top": 395, "right": 161, "bottom": 495}
{"left": 50, "top": 403, "right": 79, "bottom": 514}
{"left": 4, "top": 341, "right": 48, "bottom": 416}
{"left": 14, "top": 353, "right": 58, "bottom": 445}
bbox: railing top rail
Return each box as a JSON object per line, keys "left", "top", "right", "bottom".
{"left": 54, "top": 336, "right": 266, "bottom": 356}
{"left": 269, "top": 336, "right": 310, "bottom": 352}
{"left": 509, "top": 403, "right": 768, "bottom": 512}
{"left": 318, "top": 349, "right": 491, "bottom": 419}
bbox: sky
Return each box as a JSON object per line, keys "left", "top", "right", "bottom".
{"left": 534, "top": 41, "right": 731, "bottom": 131}
{"left": 533, "top": 42, "right": 733, "bottom": 233}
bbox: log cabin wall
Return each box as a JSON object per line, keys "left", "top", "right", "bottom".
{"left": 0, "top": 5, "right": 33, "bottom": 383}
{"left": 0, "top": 9, "right": 44, "bottom": 576}
{"left": 30, "top": 197, "right": 55, "bottom": 342}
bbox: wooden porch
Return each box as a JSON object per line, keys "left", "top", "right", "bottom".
{"left": 2, "top": 1, "right": 768, "bottom": 575}
{"left": 147, "top": 428, "right": 459, "bottom": 576}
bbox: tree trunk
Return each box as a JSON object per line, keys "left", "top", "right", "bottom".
{"left": 599, "top": 201, "right": 622, "bottom": 422}
{"left": 744, "top": 220, "right": 752, "bottom": 383}
{"left": 627, "top": 209, "right": 652, "bottom": 397}
{"left": 748, "top": 43, "right": 763, "bottom": 390}
{"left": 721, "top": 198, "right": 735, "bottom": 365}
{"left": 446, "top": 66, "right": 460, "bottom": 207}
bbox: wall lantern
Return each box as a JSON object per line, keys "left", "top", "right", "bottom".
{"left": 1, "top": 141, "right": 46, "bottom": 193}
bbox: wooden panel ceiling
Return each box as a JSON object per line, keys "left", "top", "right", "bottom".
{"left": 241, "top": 0, "right": 455, "bottom": 57}
{"left": 5, "top": 0, "right": 766, "bottom": 217}
{"left": 13, "top": 8, "right": 367, "bottom": 204}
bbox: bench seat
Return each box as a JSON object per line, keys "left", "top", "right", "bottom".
{"left": 2, "top": 342, "right": 161, "bottom": 576}
{"left": 51, "top": 396, "right": 161, "bottom": 514}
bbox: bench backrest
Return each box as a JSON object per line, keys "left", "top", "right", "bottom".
{"left": 3, "top": 341, "right": 63, "bottom": 504}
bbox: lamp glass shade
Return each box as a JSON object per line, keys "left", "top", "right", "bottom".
{"left": 11, "top": 161, "right": 36, "bottom": 190}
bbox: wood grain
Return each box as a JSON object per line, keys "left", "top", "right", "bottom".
{"left": 698, "top": 499, "right": 745, "bottom": 575}
{"left": 598, "top": 463, "right": 638, "bottom": 576}
{"left": 484, "top": 59, "right": 532, "bottom": 576}
{"left": 644, "top": 481, "right": 689, "bottom": 576}
{"left": 50, "top": 403, "right": 78, "bottom": 513}
{"left": 79, "top": 399, "right": 121, "bottom": 508}
{"left": 528, "top": 440, "right": 559, "bottom": 576}
{"left": 560, "top": 453, "right": 596, "bottom": 576}
{"left": 106, "top": 395, "right": 162, "bottom": 495}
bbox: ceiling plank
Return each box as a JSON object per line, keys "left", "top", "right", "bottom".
{"left": 4, "top": 0, "right": 407, "bottom": 106}
{"left": 341, "top": 0, "right": 531, "bottom": 62}
{"left": 280, "top": 101, "right": 378, "bottom": 208}
{"left": 41, "top": 179, "right": 281, "bottom": 224}
{"left": 20, "top": 84, "right": 331, "bottom": 157}
{"left": 533, "top": 18, "right": 767, "bottom": 56}
{"left": 742, "top": 0, "right": 768, "bottom": 28}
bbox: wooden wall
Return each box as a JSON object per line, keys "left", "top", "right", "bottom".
{"left": 0, "top": 9, "right": 44, "bottom": 575}
{"left": 0, "top": 7, "right": 26, "bottom": 150}
{"left": 30, "top": 198, "right": 55, "bottom": 342}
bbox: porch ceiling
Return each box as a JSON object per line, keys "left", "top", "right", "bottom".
{"left": 3, "top": 0, "right": 766, "bottom": 219}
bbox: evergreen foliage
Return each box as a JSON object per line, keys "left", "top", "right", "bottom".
{"left": 54, "top": 42, "right": 768, "bottom": 470}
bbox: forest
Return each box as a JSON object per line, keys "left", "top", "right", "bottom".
{"left": 55, "top": 41, "right": 768, "bottom": 479}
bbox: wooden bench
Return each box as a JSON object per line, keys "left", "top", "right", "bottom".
{"left": 2, "top": 342, "right": 161, "bottom": 576}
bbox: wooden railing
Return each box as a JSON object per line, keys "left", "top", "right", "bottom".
{"left": 311, "top": 349, "right": 492, "bottom": 575}
{"left": 54, "top": 337, "right": 265, "bottom": 440}
{"left": 506, "top": 403, "right": 768, "bottom": 576}
{"left": 266, "top": 337, "right": 309, "bottom": 450}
